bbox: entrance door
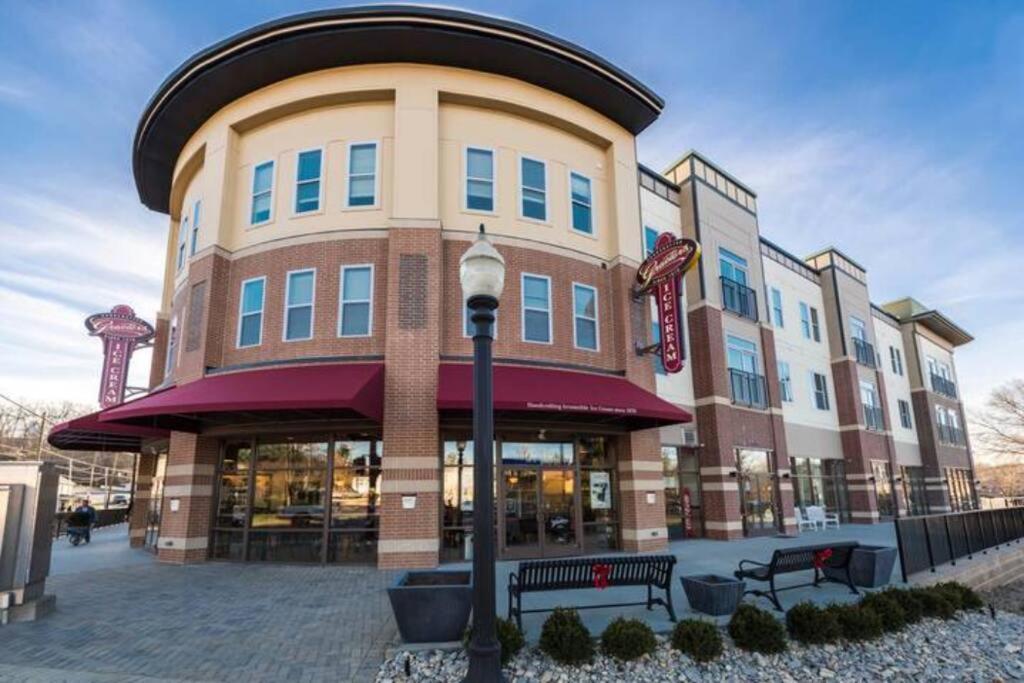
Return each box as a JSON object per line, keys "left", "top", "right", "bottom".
{"left": 872, "top": 461, "right": 895, "bottom": 518}
{"left": 501, "top": 466, "right": 580, "bottom": 558}
{"left": 540, "top": 469, "right": 577, "bottom": 555}
{"left": 502, "top": 468, "right": 541, "bottom": 557}
{"left": 737, "top": 449, "right": 777, "bottom": 536}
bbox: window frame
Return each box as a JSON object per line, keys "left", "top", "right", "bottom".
{"left": 282, "top": 268, "right": 316, "bottom": 342}
{"left": 643, "top": 226, "right": 660, "bottom": 257}
{"left": 250, "top": 160, "right": 276, "bottom": 226}
{"left": 236, "top": 276, "right": 266, "bottom": 349}
{"left": 811, "top": 372, "right": 830, "bottom": 411}
{"left": 898, "top": 399, "right": 912, "bottom": 429}
{"left": 463, "top": 146, "right": 496, "bottom": 215}
{"left": 778, "top": 360, "right": 793, "bottom": 402}
{"left": 809, "top": 306, "right": 821, "bottom": 342}
{"left": 164, "top": 315, "right": 178, "bottom": 379}
{"left": 770, "top": 287, "right": 784, "bottom": 327}
{"left": 176, "top": 215, "right": 188, "bottom": 272}
{"left": 518, "top": 154, "right": 548, "bottom": 223}
{"left": 725, "top": 334, "right": 759, "bottom": 374}
{"left": 337, "top": 264, "right": 374, "bottom": 338}
{"left": 850, "top": 316, "right": 867, "bottom": 341}
{"left": 344, "top": 140, "right": 380, "bottom": 210}
{"left": 568, "top": 170, "right": 595, "bottom": 237}
{"left": 190, "top": 199, "right": 201, "bottom": 257}
{"left": 293, "top": 147, "right": 325, "bottom": 216}
{"left": 520, "top": 272, "right": 553, "bottom": 345}
{"left": 572, "top": 282, "right": 599, "bottom": 351}
{"left": 799, "top": 302, "right": 811, "bottom": 339}
{"left": 718, "top": 247, "right": 749, "bottom": 285}
{"left": 890, "top": 346, "right": 903, "bottom": 375}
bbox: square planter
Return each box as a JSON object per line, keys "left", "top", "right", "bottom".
{"left": 387, "top": 570, "right": 472, "bottom": 643}
{"left": 681, "top": 574, "right": 746, "bottom": 616}
{"left": 824, "top": 545, "right": 897, "bottom": 588}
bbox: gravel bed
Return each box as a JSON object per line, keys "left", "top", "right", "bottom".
{"left": 377, "top": 611, "right": 1024, "bottom": 682}
{"left": 983, "top": 580, "right": 1024, "bottom": 615}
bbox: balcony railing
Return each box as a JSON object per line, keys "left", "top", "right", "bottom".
{"left": 938, "top": 424, "right": 965, "bottom": 446}
{"left": 864, "top": 405, "right": 885, "bottom": 431}
{"left": 931, "top": 373, "right": 958, "bottom": 399}
{"left": 720, "top": 277, "right": 758, "bottom": 322}
{"left": 853, "top": 338, "right": 876, "bottom": 368}
{"left": 729, "top": 368, "right": 767, "bottom": 409}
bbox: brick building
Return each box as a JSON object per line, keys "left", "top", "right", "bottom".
{"left": 49, "top": 6, "right": 976, "bottom": 568}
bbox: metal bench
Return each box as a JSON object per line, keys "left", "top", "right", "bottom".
{"left": 734, "top": 541, "right": 859, "bottom": 611}
{"left": 507, "top": 555, "right": 677, "bottom": 630}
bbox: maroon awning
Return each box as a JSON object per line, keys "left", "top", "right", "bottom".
{"left": 437, "top": 363, "right": 691, "bottom": 430}
{"left": 99, "top": 363, "right": 385, "bottom": 432}
{"left": 48, "top": 411, "right": 168, "bottom": 452}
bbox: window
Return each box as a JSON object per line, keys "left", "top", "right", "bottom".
{"left": 463, "top": 301, "right": 498, "bottom": 338}
{"left": 850, "top": 316, "right": 867, "bottom": 341}
{"left": 176, "top": 216, "right": 188, "bottom": 271}
{"left": 800, "top": 302, "right": 811, "bottom": 338}
{"left": 190, "top": 200, "right": 201, "bottom": 256}
{"left": 520, "top": 157, "right": 547, "bottom": 221}
{"left": 898, "top": 399, "right": 912, "bottom": 429}
{"left": 778, "top": 361, "right": 793, "bottom": 402}
{"left": 726, "top": 335, "right": 758, "bottom": 374}
{"left": 569, "top": 172, "right": 593, "bottom": 234}
{"left": 521, "top": 274, "right": 551, "bottom": 343}
{"left": 770, "top": 288, "right": 784, "bottom": 327}
{"left": 573, "top": 283, "right": 598, "bottom": 350}
{"left": 237, "top": 278, "right": 265, "bottom": 348}
{"left": 294, "top": 149, "right": 322, "bottom": 214}
{"left": 283, "top": 269, "right": 315, "bottom": 341}
{"left": 809, "top": 306, "right": 821, "bottom": 341}
{"left": 890, "top": 346, "right": 903, "bottom": 375}
{"left": 644, "top": 226, "right": 659, "bottom": 257}
{"left": 812, "top": 372, "right": 830, "bottom": 410}
{"left": 346, "top": 142, "right": 377, "bottom": 207}
{"left": 861, "top": 381, "right": 882, "bottom": 430}
{"left": 164, "top": 316, "right": 178, "bottom": 379}
{"left": 719, "top": 248, "right": 748, "bottom": 285}
{"left": 339, "top": 265, "right": 373, "bottom": 337}
{"left": 465, "top": 147, "right": 494, "bottom": 212}
{"left": 251, "top": 161, "right": 274, "bottom": 224}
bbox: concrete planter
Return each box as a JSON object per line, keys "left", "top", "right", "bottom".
{"left": 387, "top": 570, "right": 472, "bottom": 643}
{"left": 825, "top": 545, "right": 898, "bottom": 588}
{"left": 681, "top": 574, "right": 746, "bottom": 616}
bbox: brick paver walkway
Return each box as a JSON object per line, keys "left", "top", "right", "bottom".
{"left": 0, "top": 528, "right": 399, "bottom": 682}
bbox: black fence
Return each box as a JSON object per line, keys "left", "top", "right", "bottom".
{"left": 53, "top": 508, "right": 129, "bottom": 538}
{"left": 894, "top": 506, "right": 1024, "bottom": 581}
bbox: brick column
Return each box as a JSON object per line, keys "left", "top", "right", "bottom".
{"left": 156, "top": 431, "right": 218, "bottom": 564}
{"left": 832, "top": 359, "right": 880, "bottom": 522}
{"left": 912, "top": 391, "right": 953, "bottom": 513}
{"left": 378, "top": 228, "right": 442, "bottom": 569}
{"left": 760, "top": 327, "right": 796, "bottom": 535}
{"left": 128, "top": 451, "right": 156, "bottom": 548}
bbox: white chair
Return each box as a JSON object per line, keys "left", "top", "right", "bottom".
{"left": 807, "top": 505, "right": 840, "bottom": 530}
{"left": 794, "top": 507, "right": 817, "bottom": 532}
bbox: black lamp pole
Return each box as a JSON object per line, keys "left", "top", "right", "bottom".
{"left": 464, "top": 293, "right": 502, "bottom": 682}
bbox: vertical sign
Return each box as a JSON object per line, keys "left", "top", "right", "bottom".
{"left": 682, "top": 487, "right": 693, "bottom": 537}
{"left": 636, "top": 233, "right": 701, "bottom": 374}
{"left": 85, "top": 305, "right": 155, "bottom": 409}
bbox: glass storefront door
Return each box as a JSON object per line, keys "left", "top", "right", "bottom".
{"left": 144, "top": 451, "right": 166, "bottom": 552}
{"left": 503, "top": 467, "right": 541, "bottom": 556}
{"left": 871, "top": 460, "right": 894, "bottom": 519}
{"left": 737, "top": 448, "right": 777, "bottom": 536}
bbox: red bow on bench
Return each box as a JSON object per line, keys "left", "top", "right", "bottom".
{"left": 812, "top": 548, "right": 834, "bottom": 569}
{"left": 592, "top": 563, "right": 612, "bottom": 590}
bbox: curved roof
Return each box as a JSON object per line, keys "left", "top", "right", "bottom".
{"left": 133, "top": 5, "right": 664, "bottom": 213}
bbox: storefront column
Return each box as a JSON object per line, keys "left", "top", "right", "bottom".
{"left": 156, "top": 431, "right": 218, "bottom": 564}
{"left": 695, "top": 403, "right": 744, "bottom": 540}
{"left": 128, "top": 451, "right": 156, "bottom": 548}
{"left": 760, "top": 327, "right": 797, "bottom": 536}
{"left": 616, "top": 430, "right": 669, "bottom": 553}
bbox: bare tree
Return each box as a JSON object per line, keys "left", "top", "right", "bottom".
{"left": 975, "top": 379, "right": 1024, "bottom": 460}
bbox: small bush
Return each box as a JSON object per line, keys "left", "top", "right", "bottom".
{"left": 463, "top": 618, "right": 525, "bottom": 666}
{"left": 785, "top": 602, "right": 842, "bottom": 644}
{"left": 929, "top": 583, "right": 964, "bottom": 610}
{"left": 600, "top": 617, "right": 657, "bottom": 661}
{"left": 933, "top": 582, "right": 984, "bottom": 611}
{"left": 539, "top": 608, "right": 595, "bottom": 665}
{"left": 882, "top": 587, "right": 924, "bottom": 625}
{"left": 828, "top": 603, "right": 884, "bottom": 642}
{"left": 911, "top": 587, "right": 957, "bottom": 620}
{"left": 728, "top": 604, "right": 787, "bottom": 654}
{"left": 859, "top": 592, "right": 906, "bottom": 632}
{"left": 671, "top": 619, "right": 724, "bottom": 663}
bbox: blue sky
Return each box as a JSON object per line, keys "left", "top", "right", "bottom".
{"left": 0, "top": 1, "right": 1021, "bottom": 457}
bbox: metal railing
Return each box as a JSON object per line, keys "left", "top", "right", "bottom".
{"left": 938, "top": 424, "right": 965, "bottom": 446}
{"left": 893, "top": 506, "right": 1024, "bottom": 581}
{"left": 931, "top": 373, "right": 958, "bottom": 399}
{"left": 853, "top": 338, "right": 876, "bottom": 368}
{"left": 720, "top": 277, "right": 758, "bottom": 321}
{"left": 729, "top": 368, "right": 767, "bottom": 409}
{"left": 864, "top": 405, "right": 885, "bottom": 431}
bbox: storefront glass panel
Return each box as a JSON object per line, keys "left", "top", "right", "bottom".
{"left": 738, "top": 448, "right": 776, "bottom": 536}
{"left": 872, "top": 461, "right": 895, "bottom": 518}
{"left": 790, "top": 457, "right": 849, "bottom": 522}
{"left": 662, "top": 447, "right": 682, "bottom": 540}
{"left": 900, "top": 466, "right": 929, "bottom": 516}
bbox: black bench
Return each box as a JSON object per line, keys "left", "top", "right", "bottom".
{"left": 734, "top": 541, "right": 859, "bottom": 611}
{"left": 508, "top": 555, "right": 677, "bottom": 630}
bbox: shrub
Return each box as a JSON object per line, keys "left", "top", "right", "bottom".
{"left": 785, "top": 602, "right": 842, "bottom": 644}
{"left": 600, "top": 617, "right": 657, "bottom": 661}
{"left": 728, "top": 604, "right": 787, "bottom": 654}
{"left": 828, "top": 603, "right": 884, "bottom": 642}
{"left": 671, "top": 619, "right": 724, "bottom": 663}
{"left": 929, "top": 583, "right": 964, "bottom": 610}
{"left": 911, "top": 587, "right": 957, "bottom": 620}
{"left": 882, "top": 587, "right": 924, "bottom": 625}
{"left": 463, "top": 618, "right": 525, "bottom": 666}
{"left": 859, "top": 592, "right": 906, "bottom": 632}
{"left": 933, "top": 582, "right": 984, "bottom": 611}
{"left": 539, "top": 608, "right": 595, "bottom": 665}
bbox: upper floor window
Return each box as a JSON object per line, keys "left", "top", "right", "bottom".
{"left": 346, "top": 142, "right": 378, "bottom": 208}
{"left": 339, "top": 265, "right": 373, "bottom": 337}
{"left": 811, "top": 372, "right": 830, "bottom": 410}
{"left": 284, "top": 269, "right": 315, "bottom": 341}
{"left": 569, "top": 172, "right": 593, "bottom": 235}
{"left": 176, "top": 216, "right": 188, "bottom": 272}
{"left": 726, "top": 335, "right": 758, "bottom": 374}
{"left": 190, "top": 200, "right": 202, "bottom": 257}
{"left": 465, "top": 147, "right": 494, "bottom": 212}
{"left": 890, "top": 346, "right": 904, "bottom": 375}
{"left": 295, "top": 149, "right": 323, "bottom": 214}
{"left": 644, "top": 226, "right": 659, "bottom": 257}
{"left": 778, "top": 360, "right": 793, "bottom": 402}
{"left": 237, "top": 277, "right": 265, "bottom": 348}
{"left": 164, "top": 316, "right": 178, "bottom": 379}
{"left": 520, "top": 157, "right": 547, "bottom": 221}
{"left": 572, "top": 283, "right": 598, "bottom": 350}
{"left": 800, "top": 302, "right": 821, "bottom": 342}
{"left": 898, "top": 399, "right": 912, "bottom": 429}
{"left": 521, "top": 273, "right": 551, "bottom": 343}
{"left": 251, "top": 161, "right": 274, "bottom": 224}
{"left": 719, "top": 248, "right": 748, "bottom": 286}
{"left": 850, "top": 316, "right": 867, "bottom": 341}
{"left": 770, "top": 287, "right": 784, "bottom": 327}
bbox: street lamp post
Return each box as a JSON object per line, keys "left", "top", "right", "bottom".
{"left": 460, "top": 225, "right": 506, "bottom": 683}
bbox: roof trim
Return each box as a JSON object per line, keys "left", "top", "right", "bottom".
{"left": 907, "top": 310, "right": 974, "bottom": 347}
{"left": 134, "top": 5, "right": 663, "bottom": 213}
{"left": 663, "top": 149, "right": 758, "bottom": 198}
